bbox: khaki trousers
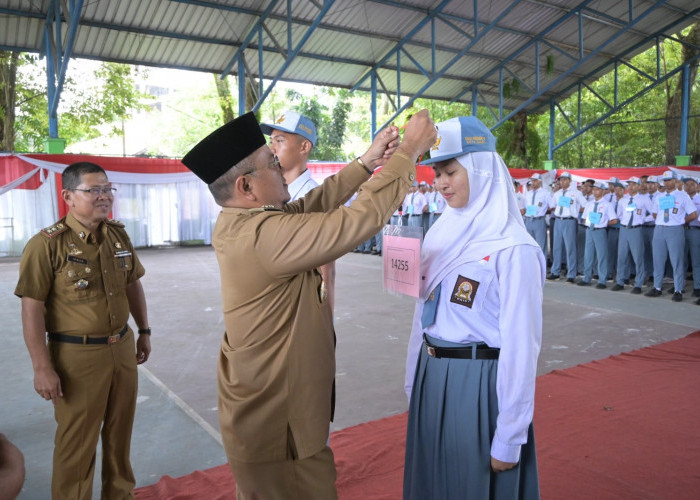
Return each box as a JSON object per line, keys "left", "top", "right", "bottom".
{"left": 229, "top": 446, "right": 337, "bottom": 500}
{"left": 49, "top": 329, "right": 138, "bottom": 500}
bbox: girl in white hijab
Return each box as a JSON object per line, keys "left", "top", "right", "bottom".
{"left": 403, "top": 116, "right": 545, "bottom": 500}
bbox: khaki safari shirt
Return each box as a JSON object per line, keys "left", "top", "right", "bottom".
{"left": 15, "top": 212, "right": 144, "bottom": 336}
{"left": 214, "top": 154, "right": 415, "bottom": 463}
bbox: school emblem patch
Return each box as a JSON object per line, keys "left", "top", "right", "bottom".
{"left": 450, "top": 275, "right": 480, "bottom": 308}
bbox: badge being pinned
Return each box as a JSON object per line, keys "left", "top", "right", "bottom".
{"left": 450, "top": 275, "right": 480, "bottom": 309}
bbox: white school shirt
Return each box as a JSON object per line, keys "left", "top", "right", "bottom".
{"left": 405, "top": 245, "right": 543, "bottom": 463}
{"left": 582, "top": 197, "right": 617, "bottom": 228}
{"left": 617, "top": 194, "right": 652, "bottom": 227}
{"left": 428, "top": 191, "right": 447, "bottom": 214}
{"left": 689, "top": 193, "right": 700, "bottom": 227}
{"left": 549, "top": 187, "right": 587, "bottom": 218}
{"left": 515, "top": 191, "right": 526, "bottom": 211}
{"left": 653, "top": 189, "right": 698, "bottom": 226}
{"left": 406, "top": 191, "right": 428, "bottom": 215}
{"left": 643, "top": 192, "right": 660, "bottom": 223}
{"left": 287, "top": 169, "right": 319, "bottom": 201}
{"left": 525, "top": 188, "right": 551, "bottom": 217}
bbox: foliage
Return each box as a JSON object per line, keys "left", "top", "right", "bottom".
{"left": 541, "top": 23, "right": 699, "bottom": 168}
{"left": 6, "top": 58, "right": 150, "bottom": 152}
{"left": 284, "top": 87, "right": 352, "bottom": 161}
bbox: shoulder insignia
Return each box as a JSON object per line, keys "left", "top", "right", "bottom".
{"left": 40, "top": 222, "right": 69, "bottom": 239}
{"left": 105, "top": 218, "right": 125, "bottom": 228}
{"left": 248, "top": 206, "right": 282, "bottom": 213}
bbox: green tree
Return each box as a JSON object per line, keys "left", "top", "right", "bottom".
{"left": 3, "top": 55, "right": 150, "bottom": 152}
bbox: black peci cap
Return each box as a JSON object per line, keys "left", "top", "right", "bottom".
{"left": 181, "top": 112, "right": 267, "bottom": 184}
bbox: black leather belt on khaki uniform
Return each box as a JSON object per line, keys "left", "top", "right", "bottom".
{"left": 424, "top": 336, "right": 500, "bottom": 360}
{"left": 48, "top": 325, "right": 128, "bottom": 345}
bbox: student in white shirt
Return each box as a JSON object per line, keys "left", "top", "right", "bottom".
{"left": 577, "top": 181, "right": 619, "bottom": 288}
{"left": 645, "top": 171, "right": 698, "bottom": 301}
{"left": 404, "top": 116, "right": 542, "bottom": 499}
{"left": 682, "top": 176, "right": 700, "bottom": 301}
{"left": 611, "top": 177, "right": 653, "bottom": 294}
{"left": 261, "top": 110, "right": 337, "bottom": 309}
{"left": 547, "top": 172, "right": 587, "bottom": 282}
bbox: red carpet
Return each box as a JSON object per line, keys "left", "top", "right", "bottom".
{"left": 136, "top": 331, "right": 700, "bottom": 499}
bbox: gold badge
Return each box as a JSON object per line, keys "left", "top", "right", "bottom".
{"left": 67, "top": 270, "right": 75, "bottom": 278}
{"left": 69, "top": 245, "right": 82, "bottom": 256}
{"left": 431, "top": 136, "right": 442, "bottom": 151}
{"left": 85, "top": 267, "right": 91, "bottom": 273}
{"left": 276, "top": 114, "right": 286, "bottom": 124}
{"left": 450, "top": 275, "right": 480, "bottom": 309}
{"left": 75, "top": 279, "right": 89, "bottom": 290}
{"left": 115, "top": 242, "right": 122, "bottom": 249}
{"left": 78, "top": 231, "right": 86, "bottom": 239}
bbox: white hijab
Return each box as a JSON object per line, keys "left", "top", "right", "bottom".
{"left": 419, "top": 151, "right": 544, "bottom": 301}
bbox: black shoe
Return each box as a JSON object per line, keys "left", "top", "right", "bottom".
{"left": 577, "top": 280, "right": 591, "bottom": 286}
{"left": 645, "top": 288, "right": 662, "bottom": 297}
{"left": 631, "top": 287, "right": 642, "bottom": 294}
{"left": 623, "top": 279, "right": 630, "bottom": 285}
{"left": 693, "top": 289, "right": 700, "bottom": 298}
{"left": 672, "top": 292, "right": 682, "bottom": 302}
{"left": 370, "top": 250, "right": 381, "bottom": 255}
{"left": 595, "top": 283, "right": 607, "bottom": 289}
{"left": 695, "top": 297, "right": 700, "bottom": 305}
{"left": 546, "top": 273, "right": 559, "bottom": 280}
{"left": 566, "top": 278, "right": 575, "bottom": 284}
{"left": 666, "top": 287, "right": 675, "bottom": 294}
{"left": 611, "top": 284, "right": 624, "bottom": 291}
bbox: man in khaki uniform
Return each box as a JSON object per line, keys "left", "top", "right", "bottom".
{"left": 181, "top": 111, "right": 436, "bottom": 499}
{"left": 15, "top": 162, "right": 151, "bottom": 500}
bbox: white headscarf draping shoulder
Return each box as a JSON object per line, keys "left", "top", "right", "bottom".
{"left": 419, "top": 151, "right": 544, "bottom": 301}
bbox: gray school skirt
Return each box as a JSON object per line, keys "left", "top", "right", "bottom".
{"left": 404, "top": 334, "right": 540, "bottom": 500}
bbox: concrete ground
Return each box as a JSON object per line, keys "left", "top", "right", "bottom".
{"left": 1, "top": 246, "right": 698, "bottom": 499}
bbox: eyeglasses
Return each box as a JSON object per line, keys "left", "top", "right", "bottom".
{"left": 70, "top": 186, "right": 117, "bottom": 196}
{"left": 242, "top": 156, "right": 281, "bottom": 175}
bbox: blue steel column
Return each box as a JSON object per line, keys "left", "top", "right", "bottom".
{"left": 679, "top": 64, "right": 689, "bottom": 156}
{"left": 549, "top": 100, "right": 555, "bottom": 160}
{"left": 238, "top": 55, "right": 246, "bottom": 116}
{"left": 472, "top": 88, "right": 477, "bottom": 116}
{"left": 371, "top": 71, "right": 377, "bottom": 139}
{"left": 44, "top": 0, "right": 84, "bottom": 139}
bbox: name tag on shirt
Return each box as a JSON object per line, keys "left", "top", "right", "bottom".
{"left": 659, "top": 196, "right": 675, "bottom": 210}
{"left": 588, "top": 211, "right": 602, "bottom": 225}
{"left": 525, "top": 205, "right": 537, "bottom": 216}
{"left": 66, "top": 255, "right": 88, "bottom": 264}
{"left": 558, "top": 196, "right": 572, "bottom": 207}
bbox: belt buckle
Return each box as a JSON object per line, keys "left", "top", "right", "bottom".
{"left": 107, "top": 334, "right": 120, "bottom": 345}
{"left": 426, "top": 345, "right": 436, "bottom": 357}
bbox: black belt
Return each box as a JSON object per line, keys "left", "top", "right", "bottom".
{"left": 686, "top": 226, "right": 700, "bottom": 230}
{"left": 48, "top": 325, "right": 128, "bottom": 345}
{"left": 409, "top": 214, "right": 422, "bottom": 217}
{"left": 624, "top": 225, "right": 642, "bottom": 229}
{"left": 590, "top": 227, "right": 607, "bottom": 231}
{"left": 557, "top": 217, "right": 575, "bottom": 219}
{"left": 609, "top": 227, "right": 620, "bottom": 230}
{"left": 424, "top": 336, "right": 500, "bottom": 360}
{"left": 526, "top": 216, "right": 544, "bottom": 220}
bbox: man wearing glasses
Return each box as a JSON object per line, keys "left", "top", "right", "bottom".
{"left": 15, "top": 161, "right": 151, "bottom": 499}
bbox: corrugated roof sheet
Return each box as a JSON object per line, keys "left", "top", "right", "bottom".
{"left": 0, "top": 0, "right": 698, "bottom": 118}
